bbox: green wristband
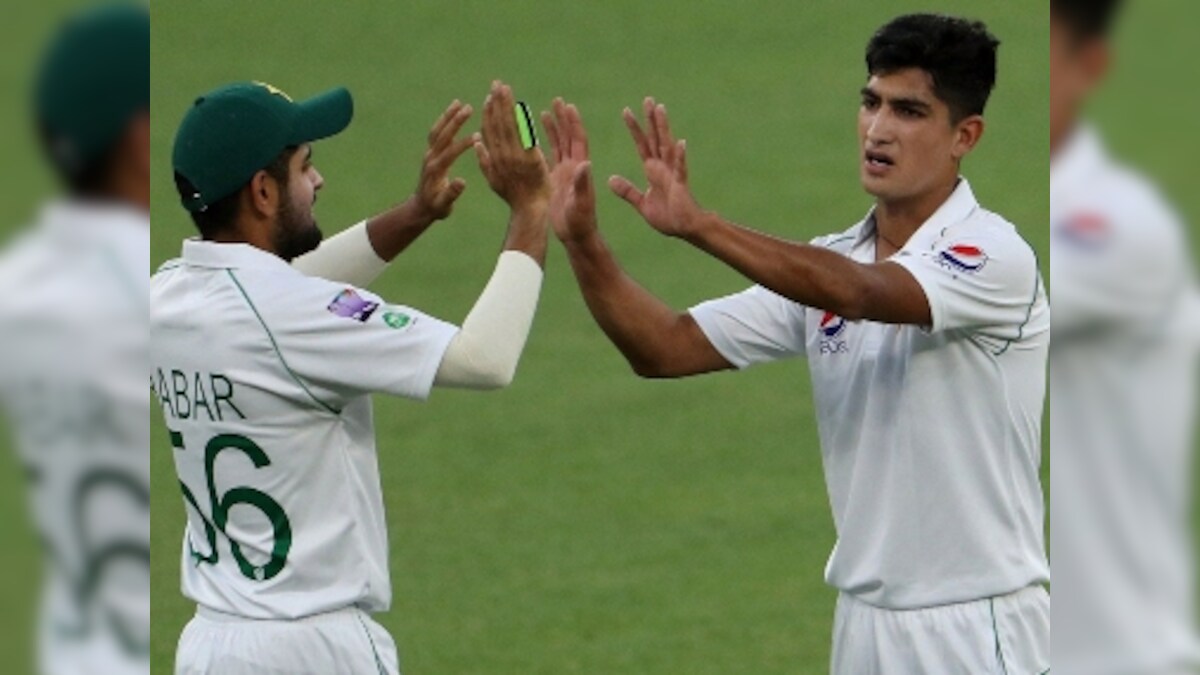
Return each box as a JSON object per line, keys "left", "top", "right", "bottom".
{"left": 514, "top": 101, "right": 537, "bottom": 150}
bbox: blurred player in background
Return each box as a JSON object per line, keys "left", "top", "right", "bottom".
{"left": 0, "top": 4, "right": 149, "bottom": 675}
{"left": 1050, "top": 1, "right": 1200, "bottom": 673}
{"left": 154, "top": 80, "right": 549, "bottom": 674}
{"left": 542, "top": 14, "right": 1047, "bottom": 673}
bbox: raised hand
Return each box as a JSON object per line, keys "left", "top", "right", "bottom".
{"left": 609, "top": 97, "right": 703, "bottom": 238}
{"left": 413, "top": 99, "right": 479, "bottom": 221}
{"left": 540, "top": 97, "right": 597, "bottom": 244}
{"left": 475, "top": 81, "right": 550, "bottom": 212}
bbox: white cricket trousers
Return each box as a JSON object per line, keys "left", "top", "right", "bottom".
{"left": 832, "top": 585, "right": 1049, "bottom": 674}
{"left": 175, "top": 605, "right": 400, "bottom": 675}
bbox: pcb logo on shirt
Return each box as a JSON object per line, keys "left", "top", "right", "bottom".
{"left": 937, "top": 243, "right": 988, "bottom": 274}
{"left": 818, "top": 311, "right": 849, "bottom": 355}
{"left": 327, "top": 288, "right": 379, "bottom": 322}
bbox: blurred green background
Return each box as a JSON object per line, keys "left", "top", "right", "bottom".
{"left": 0, "top": 1, "right": 1048, "bottom": 674}
{"left": 153, "top": 1, "right": 1047, "bottom": 674}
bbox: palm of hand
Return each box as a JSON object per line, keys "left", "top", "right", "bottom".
{"left": 640, "top": 159, "right": 687, "bottom": 235}
{"left": 549, "top": 160, "right": 589, "bottom": 234}
{"left": 421, "top": 175, "right": 454, "bottom": 218}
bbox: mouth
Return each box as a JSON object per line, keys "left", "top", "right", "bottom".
{"left": 864, "top": 148, "right": 892, "bottom": 176}
{"left": 863, "top": 150, "right": 895, "bottom": 172}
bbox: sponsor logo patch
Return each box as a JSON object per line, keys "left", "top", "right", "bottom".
{"left": 818, "top": 311, "right": 849, "bottom": 354}
{"left": 327, "top": 288, "right": 379, "bottom": 322}
{"left": 1055, "top": 212, "right": 1110, "bottom": 250}
{"left": 382, "top": 310, "right": 413, "bottom": 330}
{"left": 937, "top": 243, "right": 988, "bottom": 274}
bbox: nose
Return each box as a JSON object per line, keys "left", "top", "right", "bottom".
{"left": 312, "top": 168, "right": 324, "bottom": 191}
{"left": 864, "top": 110, "right": 895, "bottom": 146}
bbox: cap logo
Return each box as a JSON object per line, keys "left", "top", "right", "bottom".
{"left": 253, "top": 81, "right": 293, "bottom": 102}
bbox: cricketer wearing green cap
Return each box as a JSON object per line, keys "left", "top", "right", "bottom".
{"left": 1, "top": 4, "right": 150, "bottom": 675}
{"left": 156, "top": 80, "right": 553, "bottom": 674}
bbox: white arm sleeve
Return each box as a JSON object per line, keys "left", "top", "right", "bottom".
{"left": 434, "top": 251, "right": 544, "bottom": 389}
{"left": 292, "top": 220, "right": 390, "bottom": 288}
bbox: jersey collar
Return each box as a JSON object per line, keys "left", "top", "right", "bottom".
{"left": 181, "top": 237, "right": 298, "bottom": 274}
{"left": 855, "top": 177, "right": 979, "bottom": 253}
{"left": 40, "top": 198, "right": 148, "bottom": 240}
{"left": 1051, "top": 124, "right": 1104, "bottom": 199}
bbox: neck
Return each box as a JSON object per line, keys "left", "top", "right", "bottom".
{"left": 113, "top": 170, "right": 150, "bottom": 213}
{"left": 73, "top": 171, "right": 150, "bottom": 216}
{"left": 874, "top": 178, "right": 957, "bottom": 248}
{"left": 1050, "top": 117, "right": 1078, "bottom": 161}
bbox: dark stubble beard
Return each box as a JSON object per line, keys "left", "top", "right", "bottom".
{"left": 274, "top": 190, "right": 323, "bottom": 262}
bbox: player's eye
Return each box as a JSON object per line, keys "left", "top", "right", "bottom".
{"left": 861, "top": 96, "right": 880, "bottom": 110}
{"left": 896, "top": 107, "right": 924, "bottom": 119}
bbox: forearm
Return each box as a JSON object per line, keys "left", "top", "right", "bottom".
{"left": 292, "top": 197, "right": 436, "bottom": 287}
{"left": 501, "top": 202, "right": 549, "bottom": 267}
{"left": 685, "top": 212, "right": 872, "bottom": 319}
{"left": 434, "top": 251, "right": 543, "bottom": 389}
{"left": 563, "top": 232, "right": 696, "bottom": 376}
{"left": 292, "top": 221, "right": 388, "bottom": 287}
{"left": 364, "top": 196, "right": 437, "bottom": 261}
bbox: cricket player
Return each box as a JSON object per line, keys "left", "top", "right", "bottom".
{"left": 153, "top": 80, "right": 550, "bottom": 674}
{"left": 1050, "top": 1, "right": 1200, "bottom": 673}
{"left": 0, "top": 5, "right": 149, "bottom": 675}
{"left": 541, "top": 14, "right": 1047, "bottom": 673}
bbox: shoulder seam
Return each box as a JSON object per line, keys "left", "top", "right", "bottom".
{"left": 992, "top": 252, "right": 1042, "bottom": 356}
{"left": 225, "top": 269, "right": 341, "bottom": 415}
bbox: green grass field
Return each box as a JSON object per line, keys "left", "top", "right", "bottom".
{"left": 147, "top": 2, "right": 1048, "bottom": 673}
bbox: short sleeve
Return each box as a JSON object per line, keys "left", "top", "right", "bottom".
{"left": 1050, "top": 185, "right": 1192, "bottom": 339}
{"left": 891, "top": 229, "right": 1041, "bottom": 339}
{"left": 689, "top": 285, "right": 807, "bottom": 369}
{"left": 245, "top": 274, "right": 459, "bottom": 406}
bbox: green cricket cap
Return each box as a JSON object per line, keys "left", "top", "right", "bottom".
{"left": 172, "top": 82, "right": 353, "bottom": 213}
{"left": 34, "top": 3, "right": 150, "bottom": 176}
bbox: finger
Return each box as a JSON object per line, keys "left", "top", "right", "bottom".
{"left": 553, "top": 98, "right": 571, "bottom": 161}
{"left": 480, "top": 91, "right": 495, "bottom": 148}
{"left": 434, "top": 132, "right": 480, "bottom": 171}
{"left": 494, "top": 83, "right": 518, "bottom": 149}
{"left": 428, "top": 100, "right": 463, "bottom": 146}
{"left": 444, "top": 177, "right": 467, "bottom": 203}
{"left": 540, "top": 109, "right": 562, "bottom": 165}
{"left": 473, "top": 141, "right": 492, "bottom": 178}
{"left": 608, "top": 175, "right": 644, "bottom": 209}
{"left": 675, "top": 139, "right": 688, "bottom": 184}
{"left": 622, "top": 107, "right": 652, "bottom": 161}
{"left": 431, "top": 103, "right": 473, "bottom": 153}
{"left": 573, "top": 161, "right": 593, "bottom": 203}
{"left": 642, "top": 97, "right": 660, "bottom": 158}
{"left": 653, "top": 103, "right": 675, "bottom": 164}
{"left": 566, "top": 104, "right": 588, "bottom": 161}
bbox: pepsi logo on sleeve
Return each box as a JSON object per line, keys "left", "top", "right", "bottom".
{"left": 937, "top": 243, "right": 989, "bottom": 274}
{"left": 1055, "top": 212, "right": 1111, "bottom": 250}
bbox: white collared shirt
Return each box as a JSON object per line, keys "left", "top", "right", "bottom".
{"left": 689, "top": 179, "right": 1049, "bottom": 609}
{"left": 151, "top": 239, "right": 457, "bottom": 619}
{"left": 0, "top": 200, "right": 150, "bottom": 669}
{"left": 1051, "top": 126, "right": 1200, "bottom": 674}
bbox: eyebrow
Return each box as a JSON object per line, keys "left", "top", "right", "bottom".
{"left": 304, "top": 146, "right": 313, "bottom": 162}
{"left": 860, "top": 87, "right": 932, "bottom": 112}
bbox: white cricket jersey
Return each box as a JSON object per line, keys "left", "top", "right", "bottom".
{"left": 0, "top": 200, "right": 150, "bottom": 673}
{"left": 1050, "top": 126, "right": 1200, "bottom": 674}
{"left": 689, "top": 179, "right": 1049, "bottom": 610}
{"left": 150, "top": 239, "right": 458, "bottom": 619}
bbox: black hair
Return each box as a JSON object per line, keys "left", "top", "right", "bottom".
{"left": 38, "top": 109, "right": 146, "bottom": 198}
{"left": 174, "top": 146, "right": 296, "bottom": 239}
{"left": 1051, "top": 0, "right": 1123, "bottom": 40}
{"left": 865, "top": 14, "right": 1000, "bottom": 123}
